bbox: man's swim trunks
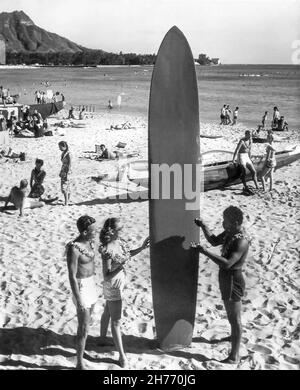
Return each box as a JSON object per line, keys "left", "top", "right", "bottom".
{"left": 218, "top": 269, "right": 245, "bottom": 301}
{"left": 73, "top": 275, "right": 98, "bottom": 309}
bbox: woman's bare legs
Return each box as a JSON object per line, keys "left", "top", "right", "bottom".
{"left": 107, "top": 300, "right": 127, "bottom": 367}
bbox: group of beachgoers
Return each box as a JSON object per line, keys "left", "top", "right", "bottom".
{"left": 259, "top": 107, "right": 288, "bottom": 132}
{"left": 0, "top": 108, "right": 49, "bottom": 138}
{"left": 67, "top": 106, "right": 87, "bottom": 121}
{"left": 65, "top": 201, "right": 249, "bottom": 369}
{"left": 3, "top": 141, "right": 71, "bottom": 215}
{"left": 220, "top": 105, "right": 239, "bottom": 126}
{"left": 0, "top": 124, "right": 277, "bottom": 370}
{"left": 220, "top": 105, "right": 288, "bottom": 131}
{"left": 233, "top": 129, "right": 276, "bottom": 193}
{"left": 34, "top": 90, "right": 64, "bottom": 105}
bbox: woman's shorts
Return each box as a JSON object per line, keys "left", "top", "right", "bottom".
{"left": 218, "top": 269, "right": 245, "bottom": 302}
{"left": 103, "top": 271, "right": 126, "bottom": 301}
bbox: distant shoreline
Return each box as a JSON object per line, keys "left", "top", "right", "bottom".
{"left": 0, "top": 63, "right": 297, "bottom": 70}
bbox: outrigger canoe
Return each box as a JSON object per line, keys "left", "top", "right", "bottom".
{"left": 111, "top": 145, "right": 300, "bottom": 191}
{"left": 28, "top": 100, "right": 65, "bottom": 120}
{"left": 0, "top": 101, "right": 65, "bottom": 120}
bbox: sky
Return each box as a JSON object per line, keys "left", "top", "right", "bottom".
{"left": 0, "top": 0, "right": 299, "bottom": 64}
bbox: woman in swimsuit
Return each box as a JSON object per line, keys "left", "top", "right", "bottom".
{"left": 58, "top": 141, "right": 71, "bottom": 205}
{"left": 29, "top": 158, "right": 46, "bottom": 199}
{"left": 261, "top": 132, "right": 276, "bottom": 192}
{"left": 191, "top": 206, "right": 250, "bottom": 364}
{"left": 98, "top": 217, "right": 149, "bottom": 367}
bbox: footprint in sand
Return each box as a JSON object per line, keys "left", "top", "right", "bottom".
{"left": 250, "top": 345, "right": 272, "bottom": 355}
{"left": 282, "top": 354, "right": 300, "bottom": 365}
{"left": 138, "top": 323, "right": 147, "bottom": 334}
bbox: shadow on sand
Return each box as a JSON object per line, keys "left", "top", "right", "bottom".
{"left": 0, "top": 327, "right": 215, "bottom": 369}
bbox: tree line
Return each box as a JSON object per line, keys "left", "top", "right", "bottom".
{"left": 6, "top": 49, "right": 157, "bottom": 66}
{"left": 6, "top": 50, "right": 217, "bottom": 66}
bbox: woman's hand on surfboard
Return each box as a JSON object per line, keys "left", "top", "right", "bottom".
{"left": 142, "top": 237, "right": 150, "bottom": 249}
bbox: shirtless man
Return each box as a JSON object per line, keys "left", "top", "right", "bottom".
{"left": 191, "top": 206, "right": 251, "bottom": 364}
{"left": 232, "top": 130, "right": 259, "bottom": 191}
{"left": 66, "top": 215, "right": 98, "bottom": 370}
{"left": 4, "top": 179, "right": 44, "bottom": 216}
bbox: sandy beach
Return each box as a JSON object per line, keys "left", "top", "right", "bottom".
{"left": 0, "top": 109, "right": 299, "bottom": 370}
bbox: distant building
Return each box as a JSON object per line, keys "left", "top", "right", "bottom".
{"left": 211, "top": 58, "right": 220, "bottom": 65}
{"left": 0, "top": 36, "right": 6, "bottom": 65}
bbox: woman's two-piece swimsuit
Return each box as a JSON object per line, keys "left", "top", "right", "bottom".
{"left": 218, "top": 231, "right": 250, "bottom": 302}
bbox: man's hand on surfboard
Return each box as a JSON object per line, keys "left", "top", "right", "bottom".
{"left": 194, "top": 218, "right": 203, "bottom": 227}
{"left": 190, "top": 242, "right": 205, "bottom": 253}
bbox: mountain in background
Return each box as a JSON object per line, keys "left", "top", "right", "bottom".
{"left": 0, "top": 10, "right": 84, "bottom": 54}
{"left": 0, "top": 11, "right": 215, "bottom": 66}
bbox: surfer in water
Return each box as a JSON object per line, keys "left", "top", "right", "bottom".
{"left": 191, "top": 206, "right": 250, "bottom": 364}
{"left": 98, "top": 218, "right": 149, "bottom": 368}
{"left": 232, "top": 130, "right": 259, "bottom": 193}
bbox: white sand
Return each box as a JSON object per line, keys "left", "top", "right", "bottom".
{"left": 0, "top": 111, "right": 299, "bottom": 370}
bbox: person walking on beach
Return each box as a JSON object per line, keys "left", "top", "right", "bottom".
{"left": 272, "top": 107, "right": 280, "bottom": 128}
{"left": 232, "top": 130, "right": 259, "bottom": 193}
{"left": 66, "top": 215, "right": 98, "bottom": 370}
{"left": 68, "top": 106, "right": 75, "bottom": 120}
{"left": 79, "top": 107, "right": 86, "bottom": 120}
{"left": 220, "top": 104, "right": 226, "bottom": 125}
{"left": 98, "top": 218, "right": 149, "bottom": 368}
{"left": 3, "top": 179, "right": 44, "bottom": 217}
{"left": 225, "top": 105, "right": 232, "bottom": 125}
{"left": 191, "top": 206, "right": 251, "bottom": 364}
{"left": 108, "top": 100, "right": 113, "bottom": 110}
{"left": 58, "top": 141, "right": 71, "bottom": 206}
{"left": 261, "top": 132, "right": 276, "bottom": 192}
{"left": 231, "top": 107, "right": 239, "bottom": 126}
{"left": 117, "top": 94, "right": 122, "bottom": 109}
{"left": 262, "top": 111, "right": 268, "bottom": 129}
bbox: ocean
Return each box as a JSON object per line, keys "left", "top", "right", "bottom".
{"left": 0, "top": 64, "right": 299, "bottom": 129}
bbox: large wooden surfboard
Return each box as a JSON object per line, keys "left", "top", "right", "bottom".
{"left": 148, "top": 26, "right": 200, "bottom": 350}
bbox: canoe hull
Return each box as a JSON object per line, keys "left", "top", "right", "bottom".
{"left": 28, "top": 101, "right": 65, "bottom": 119}
{"left": 204, "top": 147, "right": 300, "bottom": 190}
{"left": 126, "top": 147, "right": 300, "bottom": 192}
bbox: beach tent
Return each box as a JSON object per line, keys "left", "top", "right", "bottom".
{"left": 0, "top": 104, "right": 22, "bottom": 120}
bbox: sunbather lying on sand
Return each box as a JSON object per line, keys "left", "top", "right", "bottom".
{"left": 0, "top": 147, "right": 21, "bottom": 159}
{"left": 3, "top": 179, "right": 44, "bottom": 216}
{"left": 98, "top": 144, "right": 121, "bottom": 160}
{"left": 110, "top": 121, "right": 133, "bottom": 130}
